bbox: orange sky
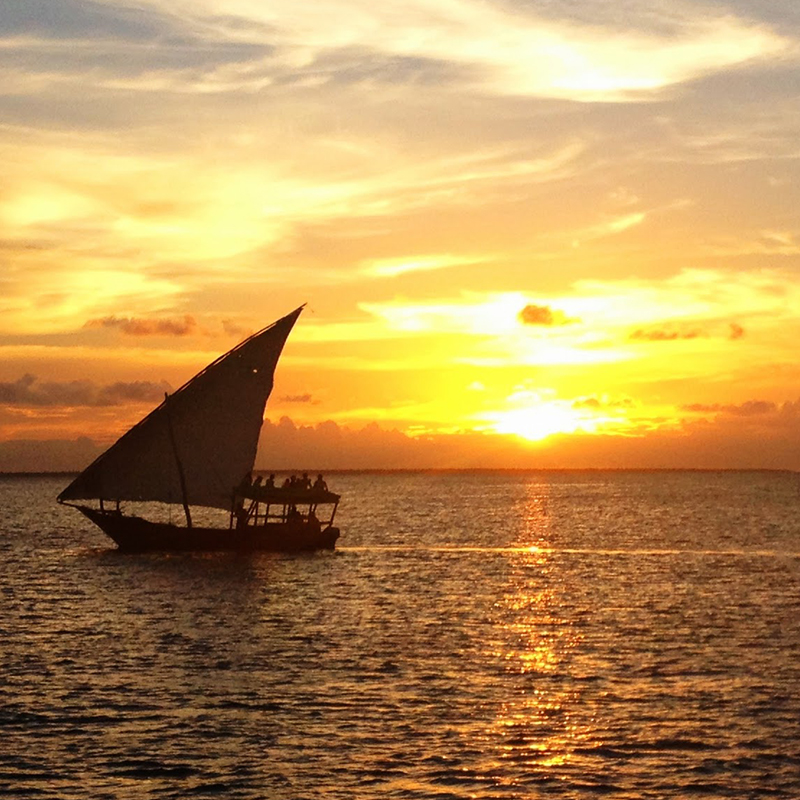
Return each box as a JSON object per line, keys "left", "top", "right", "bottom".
{"left": 2, "top": 0, "right": 800, "bottom": 471}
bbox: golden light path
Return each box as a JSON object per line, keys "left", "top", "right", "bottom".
{"left": 488, "top": 483, "right": 587, "bottom": 775}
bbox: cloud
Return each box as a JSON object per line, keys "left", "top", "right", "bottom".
{"left": 255, "top": 415, "right": 504, "bottom": 470}
{"left": 0, "top": 374, "right": 171, "bottom": 407}
{"left": 630, "top": 327, "right": 704, "bottom": 341}
{"left": 203, "top": 1, "right": 790, "bottom": 102}
{"left": 222, "top": 319, "right": 254, "bottom": 339}
{"left": 278, "top": 394, "right": 315, "bottom": 403}
{"left": 573, "top": 396, "right": 601, "bottom": 410}
{"left": 101, "top": 381, "right": 172, "bottom": 404}
{"left": 0, "top": 0, "right": 271, "bottom": 94}
{"left": 573, "top": 211, "right": 647, "bottom": 243}
{"left": 518, "top": 304, "right": 572, "bottom": 326}
{"left": 5, "top": 401, "right": 800, "bottom": 472}
{"left": 360, "top": 253, "right": 485, "bottom": 278}
{"left": 85, "top": 315, "right": 199, "bottom": 337}
{"left": 572, "top": 395, "right": 634, "bottom": 411}
{"left": 0, "top": 0, "right": 788, "bottom": 104}
{"left": 249, "top": 407, "right": 800, "bottom": 471}
{"left": 0, "top": 0, "right": 168, "bottom": 41}
{"left": 629, "top": 320, "right": 747, "bottom": 342}
{"left": 682, "top": 400, "right": 777, "bottom": 416}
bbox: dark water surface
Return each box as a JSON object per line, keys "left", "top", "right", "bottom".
{"left": 1, "top": 471, "right": 799, "bottom": 798}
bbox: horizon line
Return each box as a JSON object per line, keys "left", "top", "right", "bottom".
{"left": 3, "top": 466, "right": 797, "bottom": 478}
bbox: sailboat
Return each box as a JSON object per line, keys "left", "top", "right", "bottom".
{"left": 57, "top": 306, "right": 341, "bottom": 552}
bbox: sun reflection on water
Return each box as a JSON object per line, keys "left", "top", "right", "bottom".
{"left": 487, "top": 480, "right": 589, "bottom": 780}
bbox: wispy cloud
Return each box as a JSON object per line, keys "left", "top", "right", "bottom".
{"left": 2, "top": 1, "right": 789, "bottom": 102}
{"left": 180, "top": 1, "right": 789, "bottom": 100}
{"left": 85, "top": 315, "right": 199, "bottom": 337}
{"left": 360, "top": 253, "right": 486, "bottom": 278}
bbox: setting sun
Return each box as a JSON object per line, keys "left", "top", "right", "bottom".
{"left": 485, "top": 400, "right": 610, "bottom": 442}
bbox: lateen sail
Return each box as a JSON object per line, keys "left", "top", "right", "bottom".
{"left": 58, "top": 306, "right": 303, "bottom": 510}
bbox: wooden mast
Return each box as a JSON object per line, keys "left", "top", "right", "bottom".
{"left": 164, "top": 392, "right": 193, "bottom": 529}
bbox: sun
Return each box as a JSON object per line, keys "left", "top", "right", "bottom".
{"left": 482, "top": 390, "right": 629, "bottom": 442}
{"left": 492, "top": 403, "right": 589, "bottom": 442}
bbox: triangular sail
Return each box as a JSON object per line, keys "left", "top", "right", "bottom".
{"left": 58, "top": 307, "right": 303, "bottom": 510}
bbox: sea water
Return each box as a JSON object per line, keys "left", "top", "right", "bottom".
{"left": 1, "top": 470, "right": 799, "bottom": 799}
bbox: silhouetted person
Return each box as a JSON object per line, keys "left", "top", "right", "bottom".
{"left": 313, "top": 474, "right": 328, "bottom": 492}
{"left": 235, "top": 505, "right": 248, "bottom": 530}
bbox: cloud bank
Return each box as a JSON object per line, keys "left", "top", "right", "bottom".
{"left": 0, "top": 374, "right": 171, "bottom": 407}
{"left": 250, "top": 409, "right": 800, "bottom": 471}
{"left": 5, "top": 401, "right": 800, "bottom": 473}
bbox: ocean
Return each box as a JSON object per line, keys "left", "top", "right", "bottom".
{"left": 1, "top": 470, "right": 799, "bottom": 799}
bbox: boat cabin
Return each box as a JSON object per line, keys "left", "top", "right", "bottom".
{"left": 232, "top": 485, "right": 341, "bottom": 532}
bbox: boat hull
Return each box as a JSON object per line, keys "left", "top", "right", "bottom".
{"left": 76, "top": 506, "right": 340, "bottom": 553}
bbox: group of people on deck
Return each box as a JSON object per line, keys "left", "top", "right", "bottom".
{"left": 280, "top": 472, "right": 328, "bottom": 491}
{"left": 239, "top": 471, "right": 328, "bottom": 493}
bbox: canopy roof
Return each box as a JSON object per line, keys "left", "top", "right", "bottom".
{"left": 240, "top": 486, "right": 341, "bottom": 505}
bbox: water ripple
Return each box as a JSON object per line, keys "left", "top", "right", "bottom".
{"left": 1, "top": 472, "right": 799, "bottom": 798}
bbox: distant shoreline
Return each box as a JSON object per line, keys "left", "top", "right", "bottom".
{"left": 3, "top": 467, "right": 797, "bottom": 477}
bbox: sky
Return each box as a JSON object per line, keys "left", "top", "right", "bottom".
{"left": 2, "top": 0, "right": 800, "bottom": 471}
